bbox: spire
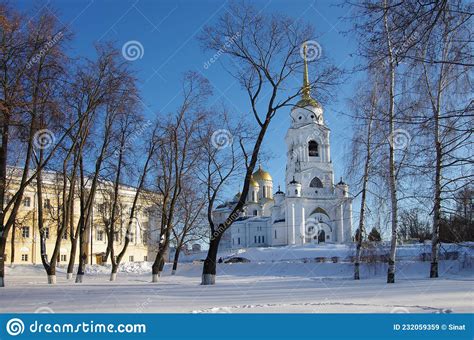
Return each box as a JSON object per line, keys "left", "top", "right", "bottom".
{"left": 296, "top": 42, "right": 320, "bottom": 109}
{"left": 302, "top": 42, "right": 311, "bottom": 100}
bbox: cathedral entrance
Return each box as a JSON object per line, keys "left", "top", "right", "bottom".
{"left": 317, "top": 230, "right": 326, "bottom": 243}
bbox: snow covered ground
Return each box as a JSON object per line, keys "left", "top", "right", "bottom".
{"left": 1, "top": 244, "right": 472, "bottom": 314}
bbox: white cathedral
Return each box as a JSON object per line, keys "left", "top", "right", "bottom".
{"left": 214, "top": 53, "right": 353, "bottom": 249}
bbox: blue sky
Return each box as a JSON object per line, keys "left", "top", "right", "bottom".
{"left": 17, "top": 0, "right": 360, "bottom": 198}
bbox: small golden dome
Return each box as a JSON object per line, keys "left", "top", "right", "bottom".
{"left": 250, "top": 177, "right": 259, "bottom": 187}
{"left": 252, "top": 165, "right": 272, "bottom": 181}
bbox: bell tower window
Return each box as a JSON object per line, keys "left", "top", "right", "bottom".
{"left": 310, "top": 177, "right": 323, "bottom": 188}
{"left": 308, "top": 140, "right": 319, "bottom": 157}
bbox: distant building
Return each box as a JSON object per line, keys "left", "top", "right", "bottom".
{"left": 3, "top": 168, "right": 161, "bottom": 265}
{"left": 214, "top": 49, "right": 353, "bottom": 249}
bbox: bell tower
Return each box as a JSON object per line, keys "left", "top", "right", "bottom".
{"left": 285, "top": 43, "right": 334, "bottom": 194}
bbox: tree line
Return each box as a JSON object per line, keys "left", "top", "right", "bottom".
{"left": 347, "top": 0, "right": 472, "bottom": 282}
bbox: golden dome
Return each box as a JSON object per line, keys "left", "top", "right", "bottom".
{"left": 252, "top": 165, "right": 272, "bottom": 181}
{"left": 250, "top": 177, "right": 259, "bottom": 187}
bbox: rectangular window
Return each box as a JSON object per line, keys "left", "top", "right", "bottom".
{"left": 97, "top": 230, "right": 104, "bottom": 241}
{"left": 262, "top": 236, "right": 265, "bottom": 243}
{"left": 21, "top": 254, "right": 28, "bottom": 262}
{"left": 60, "top": 254, "right": 67, "bottom": 262}
{"left": 62, "top": 231, "right": 68, "bottom": 240}
{"left": 43, "top": 227, "right": 50, "bottom": 239}
{"left": 274, "top": 230, "right": 277, "bottom": 239}
{"left": 44, "top": 198, "right": 51, "bottom": 209}
{"left": 144, "top": 256, "right": 148, "bottom": 262}
{"left": 23, "top": 197, "right": 31, "bottom": 207}
{"left": 254, "top": 236, "right": 257, "bottom": 243}
{"left": 114, "top": 232, "right": 120, "bottom": 242}
{"left": 238, "top": 237, "right": 240, "bottom": 245}
{"left": 129, "top": 256, "right": 134, "bottom": 262}
{"left": 21, "top": 226, "right": 30, "bottom": 238}
{"left": 258, "top": 236, "right": 261, "bottom": 243}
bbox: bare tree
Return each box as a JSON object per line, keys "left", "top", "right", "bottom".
{"left": 198, "top": 2, "right": 341, "bottom": 285}
{"left": 414, "top": 2, "right": 472, "bottom": 278}
{"left": 170, "top": 180, "right": 207, "bottom": 275}
{"left": 350, "top": 78, "right": 381, "bottom": 280}
{"left": 0, "top": 6, "right": 80, "bottom": 287}
{"left": 108, "top": 122, "right": 159, "bottom": 281}
{"left": 151, "top": 72, "right": 211, "bottom": 282}
{"left": 74, "top": 46, "right": 134, "bottom": 283}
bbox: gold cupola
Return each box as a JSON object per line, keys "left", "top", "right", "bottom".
{"left": 252, "top": 164, "right": 272, "bottom": 182}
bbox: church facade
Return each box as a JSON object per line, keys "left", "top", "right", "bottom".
{"left": 214, "top": 52, "right": 353, "bottom": 249}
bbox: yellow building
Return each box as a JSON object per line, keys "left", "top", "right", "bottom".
{"left": 4, "top": 168, "right": 161, "bottom": 266}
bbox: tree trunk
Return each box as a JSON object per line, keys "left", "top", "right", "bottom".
{"left": 0, "top": 236, "right": 6, "bottom": 287}
{"left": 430, "top": 86, "right": 443, "bottom": 279}
{"left": 171, "top": 246, "right": 182, "bottom": 275}
{"left": 67, "top": 236, "right": 77, "bottom": 280}
{"left": 384, "top": 1, "right": 398, "bottom": 284}
{"left": 75, "top": 234, "right": 86, "bottom": 283}
{"left": 110, "top": 263, "right": 118, "bottom": 281}
{"left": 354, "top": 88, "right": 375, "bottom": 280}
{"left": 10, "top": 223, "right": 15, "bottom": 266}
{"left": 152, "top": 242, "right": 169, "bottom": 282}
{"left": 201, "top": 235, "right": 221, "bottom": 285}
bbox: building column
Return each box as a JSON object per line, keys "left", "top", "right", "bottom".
{"left": 290, "top": 203, "right": 295, "bottom": 245}
{"left": 301, "top": 207, "right": 305, "bottom": 245}
{"left": 338, "top": 203, "right": 344, "bottom": 243}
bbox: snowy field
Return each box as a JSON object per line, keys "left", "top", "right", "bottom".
{"left": 1, "top": 244, "right": 472, "bottom": 314}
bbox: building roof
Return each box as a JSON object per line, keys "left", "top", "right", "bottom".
{"left": 252, "top": 164, "right": 272, "bottom": 181}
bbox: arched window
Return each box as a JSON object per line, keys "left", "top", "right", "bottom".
{"left": 310, "top": 177, "right": 323, "bottom": 188}
{"left": 308, "top": 140, "right": 319, "bottom": 157}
